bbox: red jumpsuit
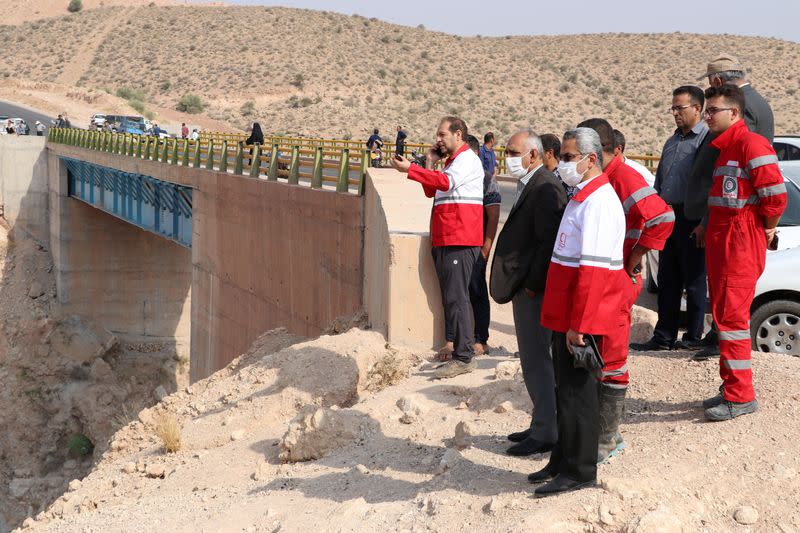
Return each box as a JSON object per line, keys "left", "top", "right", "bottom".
{"left": 707, "top": 120, "right": 787, "bottom": 403}
{"left": 602, "top": 157, "right": 674, "bottom": 389}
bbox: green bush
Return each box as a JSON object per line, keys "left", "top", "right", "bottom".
{"left": 176, "top": 93, "right": 205, "bottom": 114}
{"left": 129, "top": 99, "right": 145, "bottom": 114}
{"left": 240, "top": 101, "right": 255, "bottom": 116}
{"left": 67, "top": 0, "right": 82, "bottom": 13}
{"left": 160, "top": 80, "right": 171, "bottom": 92}
{"left": 116, "top": 86, "right": 146, "bottom": 102}
{"left": 67, "top": 434, "right": 93, "bottom": 457}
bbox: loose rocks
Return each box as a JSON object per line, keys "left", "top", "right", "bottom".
{"left": 733, "top": 506, "right": 759, "bottom": 525}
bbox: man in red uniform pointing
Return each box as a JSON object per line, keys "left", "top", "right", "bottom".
{"left": 701, "top": 84, "right": 786, "bottom": 421}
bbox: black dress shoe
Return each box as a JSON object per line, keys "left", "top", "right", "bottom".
{"left": 527, "top": 465, "right": 557, "bottom": 484}
{"left": 691, "top": 344, "right": 721, "bottom": 361}
{"left": 629, "top": 338, "right": 672, "bottom": 351}
{"left": 506, "top": 438, "right": 555, "bottom": 456}
{"left": 534, "top": 474, "right": 596, "bottom": 497}
{"left": 507, "top": 429, "right": 531, "bottom": 443}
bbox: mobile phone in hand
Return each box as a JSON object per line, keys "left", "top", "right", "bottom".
{"left": 768, "top": 233, "right": 779, "bottom": 251}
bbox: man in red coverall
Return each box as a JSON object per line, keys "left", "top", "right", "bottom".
{"left": 700, "top": 84, "right": 786, "bottom": 421}
{"left": 576, "top": 119, "right": 674, "bottom": 462}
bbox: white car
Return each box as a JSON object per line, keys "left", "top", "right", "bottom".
{"left": 774, "top": 136, "right": 800, "bottom": 162}
{"left": 753, "top": 246, "right": 800, "bottom": 355}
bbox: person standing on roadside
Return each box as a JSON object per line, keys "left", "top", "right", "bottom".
{"left": 490, "top": 129, "right": 566, "bottom": 458}
{"left": 391, "top": 117, "right": 484, "bottom": 379}
{"left": 35, "top": 121, "right": 45, "bottom": 136}
{"left": 395, "top": 125, "right": 407, "bottom": 157}
{"left": 577, "top": 118, "right": 674, "bottom": 464}
{"left": 530, "top": 127, "right": 627, "bottom": 496}
{"left": 699, "top": 84, "right": 785, "bottom": 421}
{"left": 479, "top": 132, "right": 497, "bottom": 179}
{"left": 244, "top": 122, "right": 265, "bottom": 166}
{"left": 632, "top": 86, "right": 709, "bottom": 352}
{"left": 540, "top": 133, "right": 561, "bottom": 173}
{"left": 181, "top": 122, "right": 189, "bottom": 139}
{"left": 686, "top": 54, "right": 776, "bottom": 361}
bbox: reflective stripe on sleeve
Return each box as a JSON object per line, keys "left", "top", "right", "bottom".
{"left": 602, "top": 364, "right": 628, "bottom": 378}
{"left": 723, "top": 359, "right": 752, "bottom": 370}
{"left": 708, "top": 195, "right": 759, "bottom": 208}
{"left": 552, "top": 252, "right": 623, "bottom": 267}
{"left": 623, "top": 186, "right": 657, "bottom": 214}
{"left": 719, "top": 330, "right": 751, "bottom": 341}
{"left": 713, "top": 166, "right": 746, "bottom": 179}
{"left": 433, "top": 195, "right": 484, "bottom": 206}
{"left": 644, "top": 210, "right": 676, "bottom": 228}
{"left": 747, "top": 154, "right": 779, "bottom": 171}
{"left": 626, "top": 229, "right": 642, "bottom": 240}
{"left": 757, "top": 183, "right": 787, "bottom": 198}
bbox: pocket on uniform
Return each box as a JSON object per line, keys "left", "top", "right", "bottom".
{"left": 719, "top": 275, "right": 756, "bottom": 327}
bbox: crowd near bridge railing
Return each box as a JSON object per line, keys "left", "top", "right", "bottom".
{"left": 199, "top": 132, "right": 661, "bottom": 175}
{"left": 47, "top": 128, "right": 369, "bottom": 195}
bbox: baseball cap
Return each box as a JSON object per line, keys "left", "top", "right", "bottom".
{"left": 698, "top": 54, "right": 744, "bottom": 80}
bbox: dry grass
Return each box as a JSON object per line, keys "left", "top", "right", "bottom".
{"left": 2, "top": 5, "right": 799, "bottom": 152}
{"left": 153, "top": 411, "right": 182, "bottom": 453}
{"left": 364, "top": 349, "right": 410, "bottom": 392}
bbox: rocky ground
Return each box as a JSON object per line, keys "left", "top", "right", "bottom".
{"left": 5, "top": 288, "right": 799, "bottom": 532}
{"left": 0, "top": 226, "right": 190, "bottom": 532}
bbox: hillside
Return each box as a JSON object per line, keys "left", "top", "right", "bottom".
{"left": 1, "top": 6, "right": 799, "bottom": 151}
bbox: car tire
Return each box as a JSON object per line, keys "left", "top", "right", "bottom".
{"left": 750, "top": 299, "right": 800, "bottom": 356}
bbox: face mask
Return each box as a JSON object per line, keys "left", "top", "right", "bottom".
{"left": 556, "top": 155, "right": 589, "bottom": 187}
{"left": 505, "top": 156, "right": 527, "bottom": 179}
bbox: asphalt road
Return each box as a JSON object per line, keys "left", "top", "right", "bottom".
{"left": 0, "top": 100, "right": 55, "bottom": 133}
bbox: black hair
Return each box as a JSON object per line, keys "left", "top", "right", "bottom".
{"left": 576, "top": 118, "right": 615, "bottom": 154}
{"left": 540, "top": 133, "right": 560, "bottom": 158}
{"left": 613, "top": 129, "right": 626, "bottom": 152}
{"left": 673, "top": 85, "right": 705, "bottom": 108}
{"left": 704, "top": 84, "right": 745, "bottom": 113}
{"left": 483, "top": 132, "right": 494, "bottom": 144}
{"left": 466, "top": 134, "right": 480, "bottom": 153}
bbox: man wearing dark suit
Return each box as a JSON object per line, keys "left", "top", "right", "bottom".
{"left": 490, "top": 129, "right": 568, "bottom": 456}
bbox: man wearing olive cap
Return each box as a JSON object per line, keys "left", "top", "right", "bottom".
{"left": 684, "top": 53, "right": 775, "bottom": 362}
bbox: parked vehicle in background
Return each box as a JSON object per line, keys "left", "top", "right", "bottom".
{"left": 752, "top": 246, "right": 800, "bottom": 356}
{"left": 90, "top": 114, "right": 107, "bottom": 129}
{"left": 774, "top": 136, "right": 800, "bottom": 161}
{"left": 114, "top": 118, "right": 147, "bottom": 135}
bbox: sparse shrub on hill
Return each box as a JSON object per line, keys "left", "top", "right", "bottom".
{"left": 290, "top": 73, "right": 305, "bottom": 89}
{"left": 116, "top": 86, "right": 145, "bottom": 102}
{"left": 67, "top": 0, "right": 82, "bottom": 13}
{"left": 177, "top": 93, "right": 205, "bottom": 114}
{"left": 240, "top": 100, "right": 255, "bottom": 116}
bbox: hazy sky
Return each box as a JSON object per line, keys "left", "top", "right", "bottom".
{"left": 221, "top": 0, "right": 799, "bottom": 42}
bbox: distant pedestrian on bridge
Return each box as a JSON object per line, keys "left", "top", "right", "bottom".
{"left": 244, "top": 122, "right": 265, "bottom": 165}
{"left": 391, "top": 116, "right": 484, "bottom": 379}
{"left": 367, "top": 129, "right": 383, "bottom": 168}
{"left": 35, "top": 121, "right": 45, "bottom": 136}
{"left": 181, "top": 123, "right": 189, "bottom": 139}
{"left": 395, "top": 125, "right": 407, "bottom": 157}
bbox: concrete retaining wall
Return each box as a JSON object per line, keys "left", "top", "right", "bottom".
{"left": 363, "top": 168, "right": 444, "bottom": 351}
{"left": 0, "top": 136, "right": 49, "bottom": 243}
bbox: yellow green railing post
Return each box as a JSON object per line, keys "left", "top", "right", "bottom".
{"left": 360, "top": 149, "right": 369, "bottom": 180}
{"left": 267, "top": 143, "right": 279, "bottom": 180}
{"left": 218, "top": 140, "right": 228, "bottom": 173}
{"left": 205, "top": 140, "right": 215, "bottom": 170}
{"left": 143, "top": 137, "right": 152, "bottom": 159}
{"left": 193, "top": 140, "right": 202, "bottom": 168}
{"left": 234, "top": 142, "right": 244, "bottom": 175}
{"left": 170, "top": 138, "right": 179, "bottom": 165}
{"left": 287, "top": 146, "right": 300, "bottom": 184}
{"left": 336, "top": 149, "right": 351, "bottom": 193}
{"left": 112, "top": 133, "right": 120, "bottom": 153}
{"left": 134, "top": 135, "right": 143, "bottom": 158}
{"left": 310, "top": 147, "right": 323, "bottom": 189}
{"left": 160, "top": 137, "right": 169, "bottom": 163}
{"left": 181, "top": 139, "right": 190, "bottom": 166}
{"left": 249, "top": 144, "right": 261, "bottom": 177}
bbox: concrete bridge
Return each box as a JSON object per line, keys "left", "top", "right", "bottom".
{"left": 0, "top": 131, "right": 449, "bottom": 381}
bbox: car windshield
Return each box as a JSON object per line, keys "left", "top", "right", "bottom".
{"left": 779, "top": 169, "right": 800, "bottom": 226}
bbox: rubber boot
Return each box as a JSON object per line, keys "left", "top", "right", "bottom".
{"left": 597, "top": 385, "right": 626, "bottom": 464}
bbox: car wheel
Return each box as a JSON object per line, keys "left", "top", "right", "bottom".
{"left": 750, "top": 299, "right": 800, "bottom": 356}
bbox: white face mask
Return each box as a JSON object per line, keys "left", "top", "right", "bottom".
{"left": 505, "top": 156, "right": 528, "bottom": 179}
{"left": 556, "top": 155, "right": 589, "bottom": 187}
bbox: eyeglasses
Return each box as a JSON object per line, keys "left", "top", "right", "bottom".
{"left": 560, "top": 152, "right": 583, "bottom": 162}
{"left": 668, "top": 104, "right": 694, "bottom": 114}
{"left": 704, "top": 107, "right": 733, "bottom": 117}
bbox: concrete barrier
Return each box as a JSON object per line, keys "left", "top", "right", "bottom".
{"left": 0, "top": 136, "right": 49, "bottom": 243}
{"left": 363, "top": 168, "right": 444, "bottom": 351}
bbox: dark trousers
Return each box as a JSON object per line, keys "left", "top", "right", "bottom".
{"left": 547, "top": 332, "right": 599, "bottom": 482}
{"left": 653, "top": 205, "right": 707, "bottom": 344}
{"left": 468, "top": 254, "right": 490, "bottom": 344}
{"left": 432, "top": 246, "right": 479, "bottom": 362}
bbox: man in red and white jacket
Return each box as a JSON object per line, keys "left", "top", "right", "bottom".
{"left": 700, "top": 84, "right": 786, "bottom": 421}
{"left": 577, "top": 118, "right": 674, "bottom": 463}
{"left": 530, "top": 127, "right": 628, "bottom": 497}
{"left": 391, "top": 116, "right": 485, "bottom": 379}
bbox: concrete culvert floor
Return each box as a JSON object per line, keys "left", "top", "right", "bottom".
{"left": 10, "top": 291, "right": 800, "bottom": 533}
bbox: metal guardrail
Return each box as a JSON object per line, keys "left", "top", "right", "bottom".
{"left": 48, "top": 128, "right": 368, "bottom": 195}
{"left": 200, "top": 132, "right": 660, "bottom": 173}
